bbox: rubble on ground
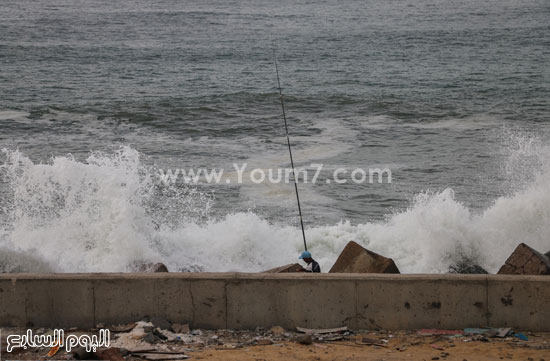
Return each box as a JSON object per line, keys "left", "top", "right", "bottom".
{"left": 2, "top": 321, "right": 550, "bottom": 360}
{"left": 329, "top": 241, "right": 400, "bottom": 273}
{"left": 296, "top": 326, "right": 348, "bottom": 334}
{"left": 498, "top": 243, "right": 550, "bottom": 275}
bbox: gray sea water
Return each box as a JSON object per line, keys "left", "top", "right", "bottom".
{"left": 0, "top": 0, "right": 549, "bottom": 273}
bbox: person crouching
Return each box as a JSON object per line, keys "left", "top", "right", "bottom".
{"left": 299, "top": 251, "right": 320, "bottom": 272}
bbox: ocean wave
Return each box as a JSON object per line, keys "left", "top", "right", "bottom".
{"left": 1, "top": 131, "right": 549, "bottom": 273}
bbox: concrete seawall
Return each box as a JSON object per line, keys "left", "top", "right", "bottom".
{"left": 1, "top": 273, "right": 548, "bottom": 331}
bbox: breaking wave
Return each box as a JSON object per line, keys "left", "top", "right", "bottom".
{"left": 1, "top": 132, "right": 549, "bottom": 273}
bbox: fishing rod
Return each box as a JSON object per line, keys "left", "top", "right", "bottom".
{"left": 272, "top": 46, "right": 308, "bottom": 252}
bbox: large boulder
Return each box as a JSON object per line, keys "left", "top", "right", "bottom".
{"left": 263, "top": 263, "right": 304, "bottom": 273}
{"left": 497, "top": 243, "right": 550, "bottom": 275}
{"left": 329, "top": 241, "right": 400, "bottom": 274}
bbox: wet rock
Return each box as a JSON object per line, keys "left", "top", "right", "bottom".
{"left": 448, "top": 261, "right": 488, "bottom": 274}
{"left": 134, "top": 262, "right": 169, "bottom": 272}
{"left": 172, "top": 323, "right": 190, "bottom": 334}
{"left": 151, "top": 263, "right": 169, "bottom": 272}
{"left": 296, "top": 334, "right": 313, "bottom": 345}
{"left": 263, "top": 263, "right": 305, "bottom": 273}
{"left": 329, "top": 241, "right": 400, "bottom": 274}
{"left": 498, "top": 243, "right": 550, "bottom": 275}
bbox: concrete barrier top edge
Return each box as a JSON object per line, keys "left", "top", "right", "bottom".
{"left": 0, "top": 272, "right": 548, "bottom": 282}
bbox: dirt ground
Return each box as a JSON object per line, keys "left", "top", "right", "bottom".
{"left": 189, "top": 332, "right": 550, "bottom": 361}
{"left": 2, "top": 328, "right": 549, "bottom": 360}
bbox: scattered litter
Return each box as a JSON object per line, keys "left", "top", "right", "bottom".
{"left": 2, "top": 319, "right": 546, "bottom": 360}
{"left": 127, "top": 346, "right": 157, "bottom": 353}
{"left": 46, "top": 341, "right": 60, "bottom": 357}
{"left": 134, "top": 353, "right": 189, "bottom": 360}
{"left": 495, "top": 328, "right": 512, "bottom": 338}
{"left": 464, "top": 328, "right": 490, "bottom": 335}
{"left": 109, "top": 322, "right": 137, "bottom": 333}
{"left": 110, "top": 321, "right": 156, "bottom": 350}
{"left": 296, "top": 326, "right": 348, "bottom": 334}
{"left": 514, "top": 333, "right": 528, "bottom": 341}
{"left": 158, "top": 328, "right": 180, "bottom": 341}
{"left": 355, "top": 337, "right": 387, "bottom": 347}
{"left": 153, "top": 328, "right": 168, "bottom": 341}
{"left": 463, "top": 327, "right": 512, "bottom": 338}
{"left": 417, "top": 329, "right": 463, "bottom": 336}
{"left": 95, "top": 347, "right": 126, "bottom": 361}
{"left": 324, "top": 335, "right": 343, "bottom": 341}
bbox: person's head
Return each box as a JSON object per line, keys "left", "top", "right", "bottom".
{"left": 299, "top": 251, "right": 312, "bottom": 264}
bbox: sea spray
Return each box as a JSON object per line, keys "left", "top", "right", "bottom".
{"left": 0, "top": 146, "right": 160, "bottom": 272}
{"left": 1, "top": 131, "right": 550, "bottom": 273}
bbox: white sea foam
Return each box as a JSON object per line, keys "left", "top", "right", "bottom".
{"left": 1, "top": 131, "right": 549, "bottom": 273}
{"left": 234, "top": 119, "right": 357, "bottom": 209}
{"left": 360, "top": 114, "right": 501, "bottom": 130}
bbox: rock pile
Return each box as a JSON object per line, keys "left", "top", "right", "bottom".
{"left": 498, "top": 243, "right": 550, "bottom": 275}
{"left": 263, "top": 263, "right": 304, "bottom": 273}
{"left": 329, "top": 241, "right": 400, "bottom": 274}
